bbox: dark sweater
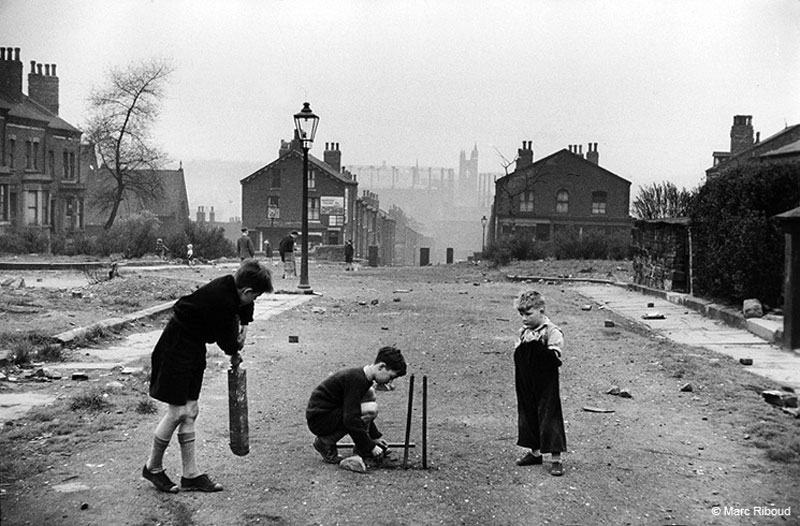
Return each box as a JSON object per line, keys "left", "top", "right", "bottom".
{"left": 171, "top": 274, "right": 253, "bottom": 355}
{"left": 306, "top": 367, "right": 381, "bottom": 453}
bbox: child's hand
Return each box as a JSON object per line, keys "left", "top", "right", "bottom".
{"left": 230, "top": 352, "right": 243, "bottom": 368}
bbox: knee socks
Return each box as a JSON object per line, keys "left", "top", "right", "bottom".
{"left": 147, "top": 435, "right": 171, "bottom": 473}
{"left": 178, "top": 432, "right": 198, "bottom": 478}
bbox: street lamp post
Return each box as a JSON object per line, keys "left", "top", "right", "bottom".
{"left": 481, "top": 215, "right": 488, "bottom": 255}
{"left": 294, "top": 102, "right": 320, "bottom": 293}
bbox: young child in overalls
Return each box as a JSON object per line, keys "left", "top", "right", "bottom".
{"left": 513, "top": 290, "right": 567, "bottom": 476}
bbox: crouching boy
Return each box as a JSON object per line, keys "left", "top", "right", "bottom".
{"left": 306, "top": 346, "right": 407, "bottom": 465}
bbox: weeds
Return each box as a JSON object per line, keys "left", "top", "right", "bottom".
{"left": 69, "top": 387, "right": 113, "bottom": 411}
{"left": 0, "top": 331, "right": 64, "bottom": 364}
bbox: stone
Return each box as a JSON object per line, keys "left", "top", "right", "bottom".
{"left": 339, "top": 455, "right": 366, "bottom": 473}
{"left": 742, "top": 298, "right": 763, "bottom": 319}
{"left": 762, "top": 390, "right": 799, "bottom": 408}
{"left": 581, "top": 305, "right": 592, "bottom": 311}
{"left": 606, "top": 385, "right": 621, "bottom": 396}
{"left": 647, "top": 302, "right": 655, "bottom": 308}
{"left": 618, "top": 388, "right": 633, "bottom": 398}
{"left": 72, "top": 371, "right": 89, "bottom": 381}
{"left": 680, "top": 383, "right": 693, "bottom": 392}
{"left": 71, "top": 290, "right": 83, "bottom": 298}
{"left": 642, "top": 311, "right": 666, "bottom": 320}
{"left": 739, "top": 358, "right": 753, "bottom": 366}
{"left": 604, "top": 320, "right": 615, "bottom": 328}
{"left": 288, "top": 336, "right": 299, "bottom": 343}
{"left": 120, "top": 367, "right": 143, "bottom": 375}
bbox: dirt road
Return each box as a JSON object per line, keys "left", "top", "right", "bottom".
{"left": 1, "top": 262, "right": 798, "bottom": 525}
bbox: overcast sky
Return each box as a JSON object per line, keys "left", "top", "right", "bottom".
{"left": 2, "top": 0, "right": 798, "bottom": 197}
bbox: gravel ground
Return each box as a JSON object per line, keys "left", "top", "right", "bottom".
{"left": 1, "top": 260, "right": 799, "bottom": 526}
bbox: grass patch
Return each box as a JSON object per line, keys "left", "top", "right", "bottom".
{"left": 0, "top": 330, "right": 65, "bottom": 365}
{"left": 69, "top": 387, "right": 113, "bottom": 411}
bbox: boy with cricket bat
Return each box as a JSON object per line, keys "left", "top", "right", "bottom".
{"left": 142, "top": 260, "right": 273, "bottom": 493}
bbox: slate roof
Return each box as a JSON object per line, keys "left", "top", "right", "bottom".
{"left": 241, "top": 148, "right": 357, "bottom": 186}
{"left": 84, "top": 167, "right": 189, "bottom": 225}
{"left": 0, "top": 93, "right": 81, "bottom": 134}
{"left": 496, "top": 148, "right": 631, "bottom": 186}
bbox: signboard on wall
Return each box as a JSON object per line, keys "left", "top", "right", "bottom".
{"left": 320, "top": 196, "right": 344, "bottom": 215}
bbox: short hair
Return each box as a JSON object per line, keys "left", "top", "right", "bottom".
{"left": 514, "top": 290, "right": 545, "bottom": 312}
{"left": 375, "top": 346, "right": 407, "bottom": 377}
{"left": 234, "top": 260, "right": 273, "bottom": 294}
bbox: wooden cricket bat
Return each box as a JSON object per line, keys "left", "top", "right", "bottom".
{"left": 227, "top": 355, "right": 250, "bottom": 456}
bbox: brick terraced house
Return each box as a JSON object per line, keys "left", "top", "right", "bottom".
{"left": 0, "top": 47, "right": 85, "bottom": 238}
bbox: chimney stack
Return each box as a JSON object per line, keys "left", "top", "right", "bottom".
{"left": 28, "top": 58, "right": 60, "bottom": 115}
{"left": 196, "top": 206, "right": 206, "bottom": 223}
{"left": 586, "top": 143, "right": 599, "bottom": 165}
{"left": 324, "top": 141, "right": 342, "bottom": 172}
{"left": 730, "top": 115, "right": 754, "bottom": 155}
{"left": 0, "top": 47, "right": 24, "bottom": 101}
{"left": 209, "top": 206, "right": 216, "bottom": 223}
{"left": 516, "top": 140, "right": 534, "bottom": 169}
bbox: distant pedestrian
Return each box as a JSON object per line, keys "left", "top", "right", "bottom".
{"left": 344, "top": 240, "right": 354, "bottom": 271}
{"left": 142, "top": 260, "right": 273, "bottom": 493}
{"left": 263, "top": 239, "right": 273, "bottom": 264}
{"left": 236, "top": 228, "right": 255, "bottom": 261}
{"left": 306, "top": 346, "right": 407, "bottom": 468}
{"left": 186, "top": 244, "right": 195, "bottom": 266}
{"left": 279, "top": 231, "right": 298, "bottom": 278}
{"left": 156, "top": 238, "right": 168, "bottom": 260}
{"left": 512, "top": 290, "right": 567, "bottom": 476}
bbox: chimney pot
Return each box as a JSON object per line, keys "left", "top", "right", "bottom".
{"left": 14, "top": 48, "right": 20, "bottom": 61}
{"left": 1, "top": 48, "right": 5, "bottom": 60}
{"left": 36, "top": 63, "right": 42, "bottom": 75}
{"left": 30, "top": 60, "right": 36, "bottom": 73}
{"left": 45, "top": 64, "right": 50, "bottom": 76}
{"left": 52, "top": 64, "right": 57, "bottom": 76}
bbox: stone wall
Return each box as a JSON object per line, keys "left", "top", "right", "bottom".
{"left": 631, "top": 219, "right": 690, "bottom": 292}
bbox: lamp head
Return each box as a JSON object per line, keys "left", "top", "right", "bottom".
{"left": 294, "top": 102, "right": 320, "bottom": 148}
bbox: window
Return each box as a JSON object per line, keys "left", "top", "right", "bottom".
{"left": 308, "top": 169, "right": 316, "bottom": 189}
{"left": 308, "top": 197, "right": 320, "bottom": 221}
{"left": 266, "top": 196, "right": 280, "bottom": 219}
{"left": 48, "top": 150, "right": 55, "bottom": 175}
{"left": 0, "top": 184, "right": 8, "bottom": 221}
{"left": 270, "top": 170, "right": 281, "bottom": 189}
{"left": 65, "top": 197, "right": 84, "bottom": 230}
{"left": 8, "top": 139, "right": 15, "bottom": 168}
{"left": 63, "top": 151, "right": 69, "bottom": 178}
{"left": 33, "top": 141, "right": 39, "bottom": 170}
{"left": 592, "top": 191, "right": 607, "bottom": 214}
{"left": 68, "top": 152, "right": 76, "bottom": 179}
{"left": 25, "top": 141, "right": 32, "bottom": 169}
{"left": 26, "top": 190, "right": 39, "bottom": 225}
{"left": 556, "top": 189, "right": 569, "bottom": 213}
{"left": 329, "top": 215, "right": 344, "bottom": 227}
{"left": 519, "top": 190, "right": 534, "bottom": 212}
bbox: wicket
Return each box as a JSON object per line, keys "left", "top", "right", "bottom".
{"left": 401, "top": 374, "right": 429, "bottom": 469}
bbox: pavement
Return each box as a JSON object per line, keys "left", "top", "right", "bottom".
{"left": 573, "top": 283, "right": 800, "bottom": 391}
{"left": 0, "top": 293, "right": 313, "bottom": 423}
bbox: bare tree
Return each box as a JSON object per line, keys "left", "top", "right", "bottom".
{"left": 84, "top": 58, "right": 174, "bottom": 230}
{"left": 631, "top": 181, "right": 695, "bottom": 219}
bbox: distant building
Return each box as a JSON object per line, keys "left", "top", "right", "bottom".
{"left": 241, "top": 137, "right": 358, "bottom": 253}
{"left": 491, "top": 141, "right": 632, "bottom": 244}
{"left": 707, "top": 115, "right": 800, "bottom": 178}
{"left": 195, "top": 205, "right": 241, "bottom": 244}
{"left": 0, "top": 47, "right": 85, "bottom": 238}
{"left": 346, "top": 145, "right": 499, "bottom": 261}
{"left": 84, "top": 165, "right": 190, "bottom": 235}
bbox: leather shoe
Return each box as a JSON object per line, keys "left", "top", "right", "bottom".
{"left": 515, "top": 452, "right": 543, "bottom": 466}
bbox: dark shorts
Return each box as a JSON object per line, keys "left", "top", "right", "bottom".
{"left": 149, "top": 319, "right": 207, "bottom": 405}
